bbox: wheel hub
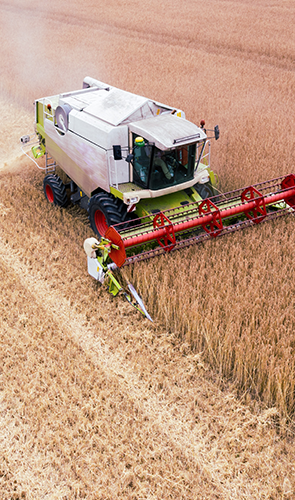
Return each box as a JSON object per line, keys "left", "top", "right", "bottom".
{"left": 45, "top": 184, "right": 54, "bottom": 203}
{"left": 94, "top": 209, "right": 108, "bottom": 236}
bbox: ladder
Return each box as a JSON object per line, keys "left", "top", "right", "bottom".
{"left": 45, "top": 152, "right": 57, "bottom": 174}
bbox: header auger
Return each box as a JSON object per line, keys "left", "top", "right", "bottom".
{"left": 21, "top": 77, "right": 294, "bottom": 320}
{"left": 99, "top": 174, "right": 295, "bottom": 268}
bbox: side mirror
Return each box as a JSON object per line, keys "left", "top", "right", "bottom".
{"left": 113, "top": 145, "right": 122, "bottom": 160}
{"left": 214, "top": 125, "right": 220, "bottom": 141}
{"left": 125, "top": 154, "right": 134, "bottom": 163}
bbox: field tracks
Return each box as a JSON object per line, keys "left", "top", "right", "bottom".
{"left": 0, "top": 232, "right": 294, "bottom": 498}
{"left": 0, "top": 237, "right": 223, "bottom": 492}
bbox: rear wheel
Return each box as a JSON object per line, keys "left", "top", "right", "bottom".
{"left": 88, "top": 193, "right": 124, "bottom": 238}
{"left": 43, "top": 174, "right": 68, "bottom": 207}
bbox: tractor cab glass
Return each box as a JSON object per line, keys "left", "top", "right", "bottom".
{"left": 132, "top": 136, "right": 152, "bottom": 187}
{"left": 132, "top": 134, "right": 197, "bottom": 190}
{"left": 149, "top": 144, "right": 196, "bottom": 190}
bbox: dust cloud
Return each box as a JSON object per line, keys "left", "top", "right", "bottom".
{"left": 0, "top": 1, "right": 100, "bottom": 166}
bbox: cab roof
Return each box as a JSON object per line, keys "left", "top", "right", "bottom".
{"left": 129, "top": 113, "right": 207, "bottom": 150}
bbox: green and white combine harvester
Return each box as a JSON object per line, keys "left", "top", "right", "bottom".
{"left": 21, "top": 77, "right": 295, "bottom": 320}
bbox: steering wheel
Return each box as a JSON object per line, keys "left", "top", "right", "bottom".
{"left": 166, "top": 155, "right": 179, "bottom": 168}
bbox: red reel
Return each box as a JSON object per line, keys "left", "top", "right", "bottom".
{"left": 198, "top": 199, "right": 223, "bottom": 237}
{"left": 153, "top": 212, "right": 176, "bottom": 251}
{"left": 281, "top": 174, "right": 295, "bottom": 208}
{"left": 241, "top": 186, "right": 266, "bottom": 224}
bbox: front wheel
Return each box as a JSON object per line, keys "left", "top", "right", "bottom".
{"left": 88, "top": 193, "right": 123, "bottom": 238}
{"left": 194, "top": 182, "right": 214, "bottom": 200}
{"left": 43, "top": 174, "right": 68, "bottom": 207}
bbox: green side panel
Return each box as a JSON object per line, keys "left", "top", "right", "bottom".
{"left": 35, "top": 99, "right": 56, "bottom": 139}
{"left": 135, "top": 188, "right": 202, "bottom": 218}
{"left": 36, "top": 123, "right": 45, "bottom": 140}
{"left": 209, "top": 169, "right": 218, "bottom": 188}
{"left": 36, "top": 101, "right": 44, "bottom": 129}
{"left": 110, "top": 186, "right": 124, "bottom": 200}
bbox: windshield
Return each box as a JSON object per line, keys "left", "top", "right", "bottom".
{"left": 149, "top": 144, "right": 196, "bottom": 190}
{"left": 132, "top": 134, "right": 197, "bottom": 190}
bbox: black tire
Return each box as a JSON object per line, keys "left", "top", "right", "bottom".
{"left": 88, "top": 192, "right": 124, "bottom": 238}
{"left": 114, "top": 198, "right": 129, "bottom": 220}
{"left": 43, "top": 174, "right": 68, "bottom": 207}
{"left": 194, "top": 182, "right": 214, "bottom": 200}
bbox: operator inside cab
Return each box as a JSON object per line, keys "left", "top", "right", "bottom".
{"left": 132, "top": 135, "right": 196, "bottom": 191}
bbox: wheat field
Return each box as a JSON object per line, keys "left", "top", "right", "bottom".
{"left": 1, "top": 0, "right": 295, "bottom": 498}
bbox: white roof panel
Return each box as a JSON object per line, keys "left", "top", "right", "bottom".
{"left": 129, "top": 114, "right": 207, "bottom": 150}
{"left": 83, "top": 87, "right": 149, "bottom": 126}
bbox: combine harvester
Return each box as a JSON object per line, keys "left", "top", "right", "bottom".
{"left": 21, "top": 77, "right": 295, "bottom": 320}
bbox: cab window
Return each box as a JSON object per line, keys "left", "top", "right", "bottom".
{"left": 132, "top": 134, "right": 196, "bottom": 190}
{"left": 149, "top": 144, "right": 196, "bottom": 190}
{"left": 132, "top": 135, "right": 152, "bottom": 188}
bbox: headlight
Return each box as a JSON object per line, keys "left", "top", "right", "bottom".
{"left": 125, "top": 196, "right": 139, "bottom": 204}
